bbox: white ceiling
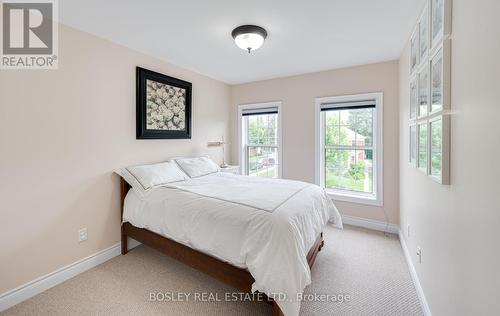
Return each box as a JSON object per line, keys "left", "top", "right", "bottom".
{"left": 60, "top": 0, "right": 425, "bottom": 84}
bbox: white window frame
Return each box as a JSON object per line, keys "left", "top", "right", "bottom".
{"left": 238, "top": 101, "right": 283, "bottom": 178}
{"left": 315, "top": 93, "right": 383, "bottom": 206}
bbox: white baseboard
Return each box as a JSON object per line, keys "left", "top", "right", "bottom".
{"left": 342, "top": 215, "right": 430, "bottom": 315}
{"left": 0, "top": 238, "right": 141, "bottom": 312}
{"left": 342, "top": 214, "right": 399, "bottom": 234}
{"left": 1, "top": 227, "right": 429, "bottom": 316}
{"left": 398, "top": 230, "right": 432, "bottom": 316}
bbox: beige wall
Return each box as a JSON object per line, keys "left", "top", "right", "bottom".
{"left": 398, "top": 1, "right": 500, "bottom": 315}
{"left": 0, "top": 25, "right": 231, "bottom": 294}
{"left": 230, "top": 61, "right": 400, "bottom": 224}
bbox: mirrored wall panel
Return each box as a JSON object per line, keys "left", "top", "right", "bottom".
{"left": 410, "top": 78, "right": 418, "bottom": 120}
{"left": 410, "top": 29, "right": 419, "bottom": 74}
{"left": 418, "top": 66, "right": 429, "bottom": 118}
{"left": 430, "top": 117, "right": 442, "bottom": 178}
{"left": 418, "top": 121, "right": 428, "bottom": 173}
{"left": 431, "top": 0, "right": 452, "bottom": 49}
{"left": 409, "top": 124, "right": 417, "bottom": 166}
{"left": 419, "top": 6, "right": 428, "bottom": 61}
{"left": 408, "top": 0, "right": 451, "bottom": 185}
{"left": 430, "top": 48, "right": 443, "bottom": 113}
{"left": 429, "top": 115, "right": 450, "bottom": 184}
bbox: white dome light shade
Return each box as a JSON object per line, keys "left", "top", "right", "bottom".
{"left": 231, "top": 25, "right": 267, "bottom": 53}
{"left": 234, "top": 33, "right": 265, "bottom": 52}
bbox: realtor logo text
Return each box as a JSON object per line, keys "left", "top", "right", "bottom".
{"left": 1, "top": 0, "right": 58, "bottom": 69}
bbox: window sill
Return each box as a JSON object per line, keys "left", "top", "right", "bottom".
{"left": 325, "top": 189, "right": 383, "bottom": 207}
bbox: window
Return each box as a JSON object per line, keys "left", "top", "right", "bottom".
{"left": 239, "top": 102, "right": 282, "bottom": 178}
{"left": 315, "top": 93, "right": 383, "bottom": 206}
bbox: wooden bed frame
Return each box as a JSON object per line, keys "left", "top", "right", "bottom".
{"left": 120, "top": 178, "right": 324, "bottom": 316}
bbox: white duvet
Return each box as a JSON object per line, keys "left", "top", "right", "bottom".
{"left": 123, "top": 172, "right": 342, "bottom": 316}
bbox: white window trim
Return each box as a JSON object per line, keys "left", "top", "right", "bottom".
{"left": 315, "top": 93, "right": 383, "bottom": 206}
{"left": 238, "top": 101, "right": 283, "bottom": 178}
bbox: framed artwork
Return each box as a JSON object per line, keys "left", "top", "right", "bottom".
{"left": 430, "top": 39, "right": 451, "bottom": 114}
{"left": 429, "top": 115, "right": 450, "bottom": 184}
{"left": 417, "top": 121, "right": 428, "bottom": 173}
{"left": 136, "top": 67, "right": 192, "bottom": 139}
{"left": 409, "top": 123, "right": 417, "bottom": 166}
{"left": 410, "top": 77, "right": 418, "bottom": 120}
{"left": 418, "top": 65, "right": 429, "bottom": 118}
{"left": 430, "top": 0, "right": 452, "bottom": 49}
{"left": 410, "top": 28, "right": 419, "bottom": 74}
{"left": 419, "top": 6, "right": 429, "bottom": 61}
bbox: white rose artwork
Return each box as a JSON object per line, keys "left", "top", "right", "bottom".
{"left": 137, "top": 67, "right": 191, "bottom": 139}
{"left": 146, "top": 79, "right": 186, "bottom": 131}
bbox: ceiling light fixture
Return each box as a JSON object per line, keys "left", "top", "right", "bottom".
{"left": 231, "top": 25, "right": 267, "bottom": 53}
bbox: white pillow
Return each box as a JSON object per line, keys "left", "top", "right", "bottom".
{"left": 174, "top": 157, "right": 220, "bottom": 178}
{"left": 115, "top": 161, "right": 188, "bottom": 197}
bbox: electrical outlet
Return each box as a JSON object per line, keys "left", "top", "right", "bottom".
{"left": 407, "top": 225, "right": 411, "bottom": 238}
{"left": 416, "top": 246, "right": 422, "bottom": 264}
{"left": 78, "top": 228, "right": 88, "bottom": 242}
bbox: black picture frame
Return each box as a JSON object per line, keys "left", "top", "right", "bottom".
{"left": 136, "top": 67, "right": 192, "bottom": 139}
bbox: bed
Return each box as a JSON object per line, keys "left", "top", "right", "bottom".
{"left": 117, "top": 158, "right": 342, "bottom": 316}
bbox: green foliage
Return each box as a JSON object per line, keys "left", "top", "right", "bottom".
{"left": 347, "top": 109, "right": 373, "bottom": 145}
{"left": 431, "top": 153, "right": 441, "bottom": 176}
{"left": 348, "top": 161, "right": 366, "bottom": 181}
{"left": 430, "top": 120, "right": 442, "bottom": 176}
{"left": 324, "top": 109, "right": 374, "bottom": 193}
{"left": 248, "top": 115, "right": 277, "bottom": 145}
{"left": 325, "top": 113, "right": 349, "bottom": 164}
{"left": 326, "top": 174, "right": 365, "bottom": 192}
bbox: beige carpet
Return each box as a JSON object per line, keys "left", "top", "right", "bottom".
{"left": 3, "top": 225, "right": 422, "bottom": 316}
